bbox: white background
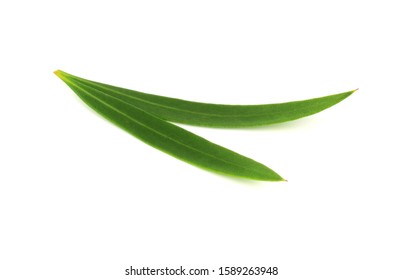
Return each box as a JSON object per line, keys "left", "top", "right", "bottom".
{"left": 1, "top": 1, "right": 401, "bottom": 279}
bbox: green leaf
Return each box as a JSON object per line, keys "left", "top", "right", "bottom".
{"left": 55, "top": 70, "right": 285, "bottom": 181}
{"left": 58, "top": 70, "right": 356, "bottom": 128}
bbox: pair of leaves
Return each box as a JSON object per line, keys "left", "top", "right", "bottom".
{"left": 55, "top": 70, "right": 355, "bottom": 181}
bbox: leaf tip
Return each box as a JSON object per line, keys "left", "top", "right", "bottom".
{"left": 277, "top": 176, "right": 287, "bottom": 182}
{"left": 268, "top": 173, "right": 287, "bottom": 182}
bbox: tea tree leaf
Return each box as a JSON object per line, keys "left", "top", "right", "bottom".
{"left": 58, "top": 70, "right": 356, "bottom": 128}
{"left": 55, "top": 71, "right": 285, "bottom": 181}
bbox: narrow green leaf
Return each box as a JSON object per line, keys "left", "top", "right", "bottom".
{"left": 58, "top": 70, "right": 356, "bottom": 128}
{"left": 55, "top": 70, "right": 285, "bottom": 181}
